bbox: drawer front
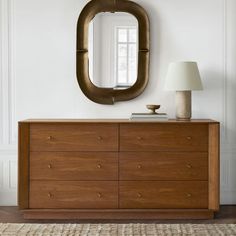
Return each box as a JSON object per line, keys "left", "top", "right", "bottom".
{"left": 30, "top": 152, "right": 118, "bottom": 180}
{"left": 120, "top": 124, "right": 208, "bottom": 151}
{"left": 29, "top": 181, "right": 118, "bottom": 209}
{"left": 120, "top": 181, "right": 208, "bottom": 209}
{"left": 30, "top": 124, "right": 118, "bottom": 151}
{"left": 120, "top": 152, "right": 208, "bottom": 181}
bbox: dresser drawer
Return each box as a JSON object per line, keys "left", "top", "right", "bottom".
{"left": 30, "top": 124, "right": 118, "bottom": 151}
{"left": 120, "top": 124, "right": 208, "bottom": 151}
{"left": 30, "top": 152, "right": 118, "bottom": 180}
{"left": 120, "top": 152, "right": 208, "bottom": 181}
{"left": 29, "top": 181, "right": 118, "bottom": 209}
{"left": 120, "top": 181, "right": 208, "bottom": 209}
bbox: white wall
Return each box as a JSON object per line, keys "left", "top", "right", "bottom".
{"left": 0, "top": 0, "right": 235, "bottom": 205}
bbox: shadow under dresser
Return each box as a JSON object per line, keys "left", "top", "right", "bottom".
{"left": 18, "top": 119, "right": 220, "bottom": 219}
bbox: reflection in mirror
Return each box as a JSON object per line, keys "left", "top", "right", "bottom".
{"left": 88, "top": 12, "right": 138, "bottom": 89}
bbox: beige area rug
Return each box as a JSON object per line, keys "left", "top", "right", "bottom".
{"left": 0, "top": 223, "right": 236, "bottom": 236}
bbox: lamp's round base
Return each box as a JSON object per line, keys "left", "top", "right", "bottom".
{"left": 176, "top": 91, "right": 192, "bottom": 121}
{"left": 176, "top": 117, "right": 191, "bottom": 121}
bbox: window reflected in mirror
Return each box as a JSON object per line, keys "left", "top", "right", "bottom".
{"left": 88, "top": 12, "right": 138, "bottom": 89}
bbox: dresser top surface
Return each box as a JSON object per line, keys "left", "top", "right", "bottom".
{"left": 19, "top": 119, "right": 219, "bottom": 124}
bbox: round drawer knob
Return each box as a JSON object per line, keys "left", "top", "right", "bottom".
{"left": 137, "top": 164, "right": 142, "bottom": 169}
{"left": 97, "top": 193, "right": 102, "bottom": 198}
{"left": 47, "top": 192, "right": 53, "bottom": 198}
{"left": 186, "top": 136, "right": 192, "bottom": 140}
{"left": 137, "top": 136, "right": 143, "bottom": 141}
{"left": 97, "top": 164, "right": 102, "bottom": 169}
{"left": 97, "top": 136, "right": 103, "bottom": 141}
{"left": 186, "top": 164, "right": 192, "bottom": 169}
{"left": 47, "top": 136, "right": 53, "bottom": 141}
{"left": 186, "top": 193, "right": 192, "bottom": 198}
{"left": 137, "top": 193, "right": 142, "bottom": 198}
{"left": 48, "top": 164, "right": 52, "bottom": 169}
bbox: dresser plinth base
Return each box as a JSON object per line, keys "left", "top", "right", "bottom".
{"left": 22, "top": 209, "right": 214, "bottom": 220}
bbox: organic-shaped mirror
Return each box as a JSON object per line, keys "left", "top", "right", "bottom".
{"left": 77, "top": 0, "right": 149, "bottom": 104}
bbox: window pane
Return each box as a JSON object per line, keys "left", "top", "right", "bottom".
{"left": 115, "top": 27, "right": 138, "bottom": 86}
{"left": 128, "top": 44, "right": 137, "bottom": 84}
{"left": 118, "top": 57, "right": 127, "bottom": 84}
{"left": 118, "top": 44, "right": 127, "bottom": 57}
{"left": 129, "top": 28, "right": 137, "bottom": 42}
{"left": 129, "top": 43, "right": 136, "bottom": 59}
{"left": 118, "top": 29, "right": 127, "bottom": 42}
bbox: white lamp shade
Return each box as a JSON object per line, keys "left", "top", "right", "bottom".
{"left": 164, "top": 62, "right": 203, "bottom": 91}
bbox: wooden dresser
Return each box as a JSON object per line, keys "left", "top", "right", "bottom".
{"left": 18, "top": 119, "right": 219, "bottom": 219}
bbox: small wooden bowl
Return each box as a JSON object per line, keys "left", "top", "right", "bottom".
{"left": 146, "top": 105, "right": 161, "bottom": 114}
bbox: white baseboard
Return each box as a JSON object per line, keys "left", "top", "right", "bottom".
{"left": 0, "top": 146, "right": 17, "bottom": 206}
{"left": 220, "top": 191, "right": 236, "bottom": 205}
{"left": 0, "top": 190, "right": 17, "bottom": 206}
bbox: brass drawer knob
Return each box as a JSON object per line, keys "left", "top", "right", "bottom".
{"left": 47, "top": 192, "right": 53, "bottom": 198}
{"left": 97, "top": 164, "right": 102, "bottom": 169}
{"left": 186, "top": 136, "right": 192, "bottom": 140}
{"left": 137, "top": 193, "right": 142, "bottom": 198}
{"left": 97, "top": 136, "right": 103, "bottom": 141}
{"left": 97, "top": 193, "right": 102, "bottom": 198}
{"left": 186, "top": 164, "right": 192, "bottom": 169}
{"left": 137, "top": 164, "right": 142, "bottom": 169}
{"left": 186, "top": 193, "right": 192, "bottom": 198}
{"left": 48, "top": 164, "right": 52, "bottom": 169}
{"left": 47, "top": 136, "right": 53, "bottom": 141}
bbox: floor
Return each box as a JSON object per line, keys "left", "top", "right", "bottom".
{"left": 0, "top": 206, "right": 235, "bottom": 224}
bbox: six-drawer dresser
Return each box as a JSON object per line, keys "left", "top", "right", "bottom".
{"left": 18, "top": 119, "right": 220, "bottom": 219}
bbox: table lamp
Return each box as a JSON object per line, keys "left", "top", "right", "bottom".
{"left": 165, "top": 62, "right": 203, "bottom": 121}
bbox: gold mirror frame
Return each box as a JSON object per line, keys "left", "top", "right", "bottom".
{"left": 76, "top": 0, "right": 150, "bottom": 104}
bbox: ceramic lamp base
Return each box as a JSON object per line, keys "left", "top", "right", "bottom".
{"left": 176, "top": 91, "right": 191, "bottom": 121}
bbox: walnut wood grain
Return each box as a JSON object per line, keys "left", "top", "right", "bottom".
{"left": 120, "top": 123, "right": 208, "bottom": 152}
{"left": 120, "top": 181, "right": 208, "bottom": 209}
{"left": 29, "top": 181, "right": 118, "bottom": 209}
{"left": 18, "top": 119, "right": 219, "bottom": 220}
{"left": 18, "top": 123, "right": 30, "bottom": 209}
{"left": 119, "top": 152, "right": 208, "bottom": 181}
{"left": 30, "top": 124, "right": 118, "bottom": 152}
{"left": 209, "top": 123, "right": 220, "bottom": 211}
{"left": 30, "top": 152, "right": 118, "bottom": 180}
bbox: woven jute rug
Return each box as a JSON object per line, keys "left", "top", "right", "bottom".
{"left": 0, "top": 223, "right": 236, "bottom": 236}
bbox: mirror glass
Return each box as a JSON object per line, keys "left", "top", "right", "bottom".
{"left": 88, "top": 12, "right": 138, "bottom": 89}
